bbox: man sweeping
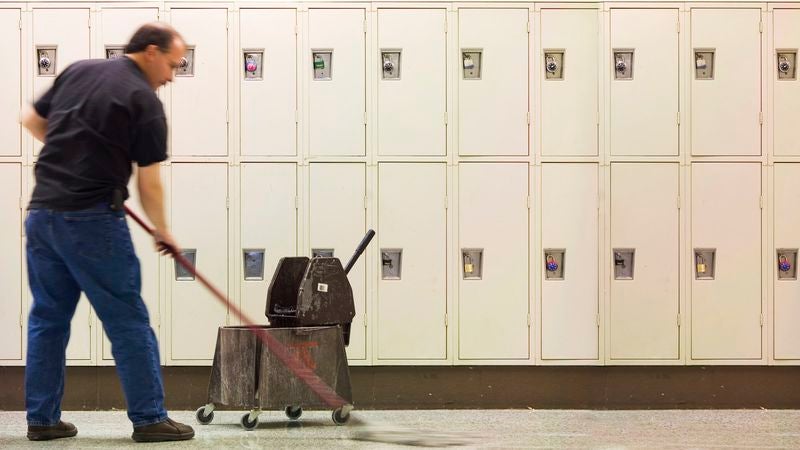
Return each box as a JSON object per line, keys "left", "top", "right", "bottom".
{"left": 20, "top": 22, "right": 194, "bottom": 442}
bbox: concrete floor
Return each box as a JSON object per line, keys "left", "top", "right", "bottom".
{"left": 1, "top": 409, "right": 799, "bottom": 448}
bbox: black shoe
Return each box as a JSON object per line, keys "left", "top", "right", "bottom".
{"left": 132, "top": 418, "right": 195, "bottom": 443}
{"left": 27, "top": 420, "right": 78, "bottom": 441}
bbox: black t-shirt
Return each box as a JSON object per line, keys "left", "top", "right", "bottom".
{"left": 29, "top": 56, "right": 167, "bottom": 210}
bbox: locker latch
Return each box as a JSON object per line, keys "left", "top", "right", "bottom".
{"left": 694, "top": 248, "right": 715, "bottom": 280}
{"left": 544, "top": 50, "right": 564, "bottom": 80}
{"left": 613, "top": 249, "right": 635, "bottom": 280}
{"left": 381, "top": 249, "right": 402, "bottom": 279}
{"left": 177, "top": 48, "right": 195, "bottom": 77}
{"left": 312, "top": 50, "right": 333, "bottom": 80}
{"left": 462, "top": 249, "right": 483, "bottom": 280}
{"left": 243, "top": 50, "right": 264, "bottom": 80}
{"left": 694, "top": 49, "right": 715, "bottom": 80}
{"left": 777, "top": 249, "right": 798, "bottom": 280}
{"left": 462, "top": 49, "right": 482, "bottom": 80}
{"left": 243, "top": 249, "right": 266, "bottom": 280}
{"left": 175, "top": 249, "right": 197, "bottom": 281}
{"left": 105, "top": 46, "right": 124, "bottom": 60}
{"left": 544, "top": 249, "right": 565, "bottom": 280}
{"left": 37, "top": 47, "right": 57, "bottom": 76}
{"left": 613, "top": 50, "right": 634, "bottom": 80}
{"left": 381, "top": 50, "right": 401, "bottom": 80}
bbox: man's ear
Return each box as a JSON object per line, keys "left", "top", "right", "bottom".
{"left": 144, "top": 44, "right": 159, "bottom": 59}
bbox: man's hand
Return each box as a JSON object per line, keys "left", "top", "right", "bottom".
{"left": 20, "top": 104, "right": 48, "bottom": 143}
{"left": 153, "top": 229, "right": 179, "bottom": 255}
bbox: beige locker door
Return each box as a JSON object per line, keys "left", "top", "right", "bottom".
{"left": 377, "top": 163, "right": 447, "bottom": 360}
{"left": 309, "top": 163, "right": 367, "bottom": 360}
{"left": 103, "top": 171, "right": 162, "bottom": 361}
{"left": 691, "top": 163, "right": 761, "bottom": 360}
{"left": 458, "top": 8, "right": 529, "bottom": 157}
{"left": 170, "top": 9, "right": 228, "bottom": 157}
{"left": 690, "top": 9, "right": 761, "bottom": 156}
{"left": 65, "top": 295, "right": 92, "bottom": 362}
{"left": 540, "top": 9, "right": 599, "bottom": 157}
{"left": 100, "top": 8, "right": 158, "bottom": 50}
{"left": 309, "top": 9, "right": 366, "bottom": 157}
{"left": 170, "top": 163, "right": 228, "bottom": 361}
{"left": 240, "top": 163, "right": 297, "bottom": 323}
{"left": 610, "top": 9, "right": 679, "bottom": 156}
{"left": 0, "top": 9, "right": 21, "bottom": 157}
{"left": 0, "top": 164, "right": 22, "bottom": 360}
{"left": 458, "top": 163, "right": 528, "bottom": 360}
{"left": 773, "top": 164, "right": 800, "bottom": 359}
{"left": 377, "top": 9, "right": 446, "bottom": 156}
{"left": 774, "top": 10, "right": 800, "bottom": 156}
{"left": 610, "top": 163, "right": 679, "bottom": 360}
{"left": 98, "top": 8, "right": 160, "bottom": 362}
{"left": 541, "top": 164, "right": 599, "bottom": 360}
{"left": 240, "top": 9, "right": 297, "bottom": 157}
{"left": 32, "top": 8, "right": 91, "bottom": 155}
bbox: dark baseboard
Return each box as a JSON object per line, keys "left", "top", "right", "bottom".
{"left": 2, "top": 366, "right": 800, "bottom": 410}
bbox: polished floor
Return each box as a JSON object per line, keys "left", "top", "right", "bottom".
{"left": 1, "top": 409, "right": 799, "bottom": 448}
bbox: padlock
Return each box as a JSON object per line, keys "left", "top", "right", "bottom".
{"left": 614, "top": 252, "right": 625, "bottom": 266}
{"left": 546, "top": 255, "right": 559, "bottom": 272}
{"left": 313, "top": 55, "right": 325, "bottom": 70}
{"left": 695, "top": 54, "right": 707, "bottom": 70}
{"left": 463, "top": 54, "right": 474, "bottom": 70}
{"left": 245, "top": 56, "right": 258, "bottom": 73}
{"left": 464, "top": 254, "right": 474, "bottom": 274}
{"left": 778, "top": 255, "right": 792, "bottom": 273}
{"left": 382, "top": 252, "right": 393, "bottom": 269}
{"left": 696, "top": 255, "right": 706, "bottom": 274}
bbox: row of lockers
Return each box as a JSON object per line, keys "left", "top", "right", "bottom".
{"left": 1, "top": 6, "right": 800, "bottom": 158}
{"left": 3, "top": 161, "right": 800, "bottom": 366}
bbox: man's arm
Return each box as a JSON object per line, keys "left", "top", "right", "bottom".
{"left": 137, "top": 163, "right": 178, "bottom": 253}
{"left": 20, "top": 104, "right": 48, "bottom": 143}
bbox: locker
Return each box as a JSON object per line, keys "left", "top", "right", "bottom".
{"left": 32, "top": 8, "right": 91, "bottom": 155}
{"left": 240, "top": 163, "right": 297, "bottom": 323}
{"left": 102, "top": 170, "right": 162, "bottom": 362}
{"left": 0, "top": 9, "right": 21, "bottom": 157}
{"left": 170, "top": 164, "right": 228, "bottom": 361}
{"left": 610, "top": 163, "right": 679, "bottom": 360}
{"left": 240, "top": 9, "right": 297, "bottom": 156}
{"left": 774, "top": 164, "right": 800, "bottom": 359}
{"left": 0, "top": 164, "right": 22, "bottom": 360}
{"left": 773, "top": 10, "right": 800, "bottom": 156}
{"left": 610, "top": 9, "right": 679, "bottom": 156}
{"left": 540, "top": 9, "right": 599, "bottom": 157}
{"left": 458, "top": 9, "right": 528, "bottom": 156}
{"left": 170, "top": 9, "right": 228, "bottom": 157}
{"left": 308, "top": 9, "right": 366, "bottom": 157}
{"left": 690, "top": 9, "right": 761, "bottom": 156}
{"left": 458, "top": 163, "right": 528, "bottom": 360}
{"left": 541, "top": 164, "right": 599, "bottom": 360}
{"left": 377, "top": 163, "right": 447, "bottom": 360}
{"left": 691, "top": 163, "right": 761, "bottom": 360}
{"left": 309, "top": 163, "right": 367, "bottom": 359}
{"left": 100, "top": 8, "right": 158, "bottom": 52}
{"left": 377, "top": 9, "right": 446, "bottom": 156}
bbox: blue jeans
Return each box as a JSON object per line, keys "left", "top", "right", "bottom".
{"left": 25, "top": 205, "right": 167, "bottom": 427}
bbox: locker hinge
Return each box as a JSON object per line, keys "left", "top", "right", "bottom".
{"left": 363, "top": 111, "right": 368, "bottom": 124}
{"left": 760, "top": 195, "right": 764, "bottom": 209}
{"left": 444, "top": 16, "right": 447, "bottom": 33}
{"left": 226, "top": 108, "right": 230, "bottom": 124}
{"left": 527, "top": 195, "right": 531, "bottom": 209}
{"left": 677, "top": 314, "right": 681, "bottom": 327}
{"left": 19, "top": 197, "right": 24, "bottom": 210}
{"left": 295, "top": 196, "right": 300, "bottom": 209}
{"left": 226, "top": 197, "right": 230, "bottom": 209}
{"left": 89, "top": 312, "right": 93, "bottom": 328}
{"left": 527, "top": 112, "right": 531, "bottom": 124}
{"left": 20, "top": 311, "right": 23, "bottom": 328}
{"left": 364, "top": 196, "right": 368, "bottom": 210}
{"left": 88, "top": 17, "right": 91, "bottom": 29}
{"left": 364, "top": 313, "right": 368, "bottom": 328}
{"left": 759, "top": 21, "right": 763, "bottom": 33}
{"left": 527, "top": 313, "right": 531, "bottom": 327}
{"left": 759, "top": 112, "right": 763, "bottom": 124}
{"left": 444, "top": 196, "right": 448, "bottom": 209}
{"left": 527, "top": 22, "right": 531, "bottom": 33}
{"left": 295, "top": 25, "right": 299, "bottom": 35}
{"left": 596, "top": 314, "right": 600, "bottom": 327}
{"left": 677, "top": 112, "right": 680, "bottom": 126}
{"left": 226, "top": 15, "right": 230, "bottom": 30}
{"left": 677, "top": 20, "right": 680, "bottom": 34}
{"left": 444, "top": 112, "right": 448, "bottom": 125}
{"left": 295, "top": 110, "right": 299, "bottom": 123}
{"left": 677, "top": 195, "right": 681, "bottom": 209}
{"left": 364, "top": 20, "right": 368, "bottom": 33}
{"left": 19, "top": 18, "right": 22, "bottom": 30}
{"left": 760, "top": 314, "right": 764, "bottom": 326}
{"left": 445, "top": 314, "right": 448, "bottom": 327}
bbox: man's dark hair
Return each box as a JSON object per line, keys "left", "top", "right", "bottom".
{"left": 125, "top": 23, "right": 182, "bottom": 54}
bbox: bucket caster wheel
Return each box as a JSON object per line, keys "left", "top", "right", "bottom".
{"left": 332, "top": 407, "right": 350, "bottom": 425}
{"left": 285, "top": 405, "right": 303, "bottom": 420}
{"left": 240, "top": 412, "right": 259, "bottom": 431}
{"left": 195, "top": 405, "right": 214, "bottom": 425}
